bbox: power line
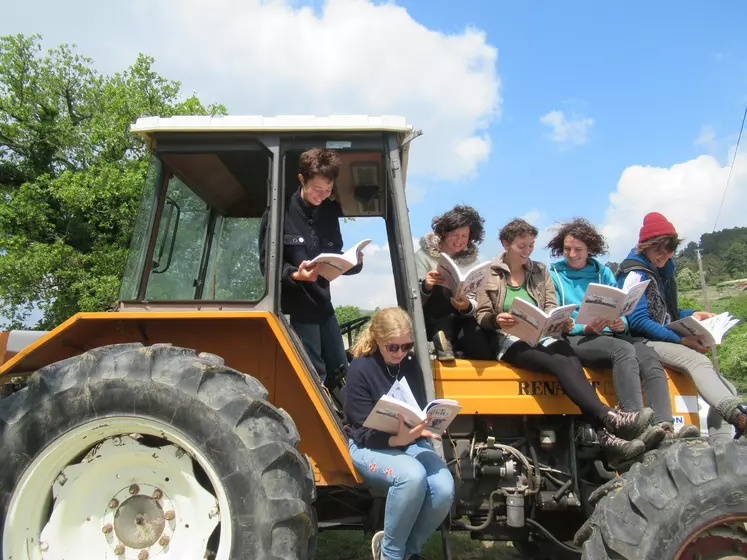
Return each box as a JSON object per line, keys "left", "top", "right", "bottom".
{"left": 713, "top": 103, "right": 747, "bottom": 232}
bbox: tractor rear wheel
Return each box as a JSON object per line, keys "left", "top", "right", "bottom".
{"left": 0, "top": 343, "right": 316, "bottom": 560}
{"left": 575, "top": 439, "right": 747, "bottom": 560}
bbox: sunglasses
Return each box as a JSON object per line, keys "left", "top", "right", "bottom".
{"left": 384, "top": 342, "right": 414, "bottom": 354}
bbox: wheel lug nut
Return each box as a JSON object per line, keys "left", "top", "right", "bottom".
{"left": 128, "top": 484, "right": 140, "bottom": 495}
{"left": 138, "top": 551, "right": 149, "bottom": 560}
{"left": 102, "top": 523, "right": 113, "bottom": 534}
{"left": 152, "top": 489, "right": 163, "bottom": 500}
{"left": 108, "top": 499, "right": 119, "bottom": 509}
{"left": 114, "top": 544, "right": 126, "bottom": 555}
{"left": 164, "top": 510, "right": 175, "bottom": 520}
{"left": 40, "top": 541, "right": 49, "bottom": 551}
{"left": 159, "top": 535, "right": 171, "bottom": 546}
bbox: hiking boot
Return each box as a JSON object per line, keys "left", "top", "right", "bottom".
{"left": 659, "top": 421, "right": 701, "bottom": 439}
{"left": 433, "top": 331, "right": 455, "bottom": 361}
{"left": 371, "top": 530, "right": 385, "bottom": 559}
{"left": 603, "top": 407, "right": 654, "bottom": 440}
{"left": 597, "top": 429, "right": 645, "bottom": 470}
{"left": 639, "top": 424, "right": 667, "bottom": 450}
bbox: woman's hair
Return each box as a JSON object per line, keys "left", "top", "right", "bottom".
{"left": 431, "top": 205, "right": 485, "bottom": 245}
{"left": 546, "top": 217, "right": 608, "bottom": 258}
{"left": 350, "top": 307, "right": 412, "bottom": 358}
{"left": 499, "top": 218, "right": 538, "bottom": 244}
{"left": 298, "top": 148, "right": 341, "bottom": 182}
{"left": 636, "top": 234, "right": 682, "bottom": 255}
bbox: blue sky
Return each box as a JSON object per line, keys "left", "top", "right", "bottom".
{"left": 3, "top": 0, "right": 747, "bottom": 310}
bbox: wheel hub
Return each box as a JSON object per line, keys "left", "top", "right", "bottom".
{"left": 676, "top": 516, "right": 747, "bottom": 560}
{"left": 114, "top": 494, "right": 166, "bottom": 548}
{"left": 35, "top": 433, "right": 219, "bottom": 559}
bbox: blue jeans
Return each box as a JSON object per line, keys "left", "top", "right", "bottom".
{"left": 349, "top": 439, "right": 454, "bottom": 559}
{"left": 291, "top": 313, "right": 347, "bottom": 383}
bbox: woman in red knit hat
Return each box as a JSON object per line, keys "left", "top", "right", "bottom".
{"left": 616, "top": 212, "right": 746, "bottom": 439}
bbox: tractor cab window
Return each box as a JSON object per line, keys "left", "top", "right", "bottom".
{"left": 119, "top": 139, "right": 272, "bottom": 302}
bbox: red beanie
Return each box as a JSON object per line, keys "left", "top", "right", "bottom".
{"left": 638, "top": 212, "right": 677, "bottom": 243}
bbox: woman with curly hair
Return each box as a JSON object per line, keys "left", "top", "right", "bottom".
{"left": 547, "top": 218, "right": 698, "bottom": 441}
{"left": 415, "top": 205, "right": 493, "bottom": 361}
{"left": 476, "top": 218, "right": 654, "bottom": 467}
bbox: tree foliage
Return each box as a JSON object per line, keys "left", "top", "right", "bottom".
{"left": 675, "top": 267, "right": 699, "bottom": 291}
{"left": 335, "top": 305, "right": 364, "bottom": 326}
{"left": 0, "top": 34, "right": 226, "bottom": 329}
{"left": 676, "top": 227, "right": 747, "bottom": 284}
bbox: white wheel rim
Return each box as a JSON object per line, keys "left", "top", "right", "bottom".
{"left": 3, "top": 417, "right": 233, "bottom": 560}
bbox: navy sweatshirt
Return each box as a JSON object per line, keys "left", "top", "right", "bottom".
{"left": 341, "top": 352, "right": 428, "bottom": 449}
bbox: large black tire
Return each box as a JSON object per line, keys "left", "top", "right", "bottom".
{"left": 574, "top": 439, "right": 747, "bottom": 560}
{"left": 0, "top": 343, "right": 316, "bottom": 559}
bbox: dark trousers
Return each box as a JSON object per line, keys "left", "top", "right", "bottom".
{"left": 291, "top": 313, "right": 347, "bottom": 384}
{"left": 502, "top": 340, "right": 610, "bottom": 426}
{"left": 566, "top": 334, "right": 673, "bottom": 424}
{"left": 426, "top": 314, "right": 494, "bottom": 360}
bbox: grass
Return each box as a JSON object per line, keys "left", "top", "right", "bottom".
{"left": 316, "top": 530, "right": 522, "bottom": 560}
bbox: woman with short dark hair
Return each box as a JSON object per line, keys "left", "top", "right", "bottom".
{"left": 546, "top": 218, "right": 698, "bottom": 441}
{"left": 415, "top": 205, "right": 492, "bottom": 360}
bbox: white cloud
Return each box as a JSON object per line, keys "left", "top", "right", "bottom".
{"left": 519, "top": 209, "right": 543, "bottom": 225}
{"left": 540, "top": 110, "right": 594, "bottom": 147}
{"left": 601, "top": 150, "right": 747, "bottom": 261}
{"left": 694, "top": 125, "right": 717, "bottom": 152}
{"left": 141, "top": 0, "right": 501, "bottom": 181}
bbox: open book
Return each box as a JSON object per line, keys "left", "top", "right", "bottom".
{"left": 504, "top": 297, "right": 577, "bottom": 345}
{"left": 666, "top": 311, "right": 740, "bottom": 347}
{"left": 436, "top": 253, "right": 491, "bottom": 298}
{"left": 363, "top": 377, "right": 462, "bottom": 434}
{"left": 308, "top": 239, "right": 372, "bottom": 281}
{"left": 574, "top": 279, "right": 651, "bottom": 324}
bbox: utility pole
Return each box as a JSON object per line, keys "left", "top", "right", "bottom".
{"left": 695, "top": 248, "right": 719, "bottom": 370}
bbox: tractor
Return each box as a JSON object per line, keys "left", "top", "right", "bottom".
{"left": 1, "top": 115, "right": 745, "bottom": 560}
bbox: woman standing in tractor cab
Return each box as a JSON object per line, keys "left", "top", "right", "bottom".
{"left": 342, "top": 307, "right": 454, "bottom": 560}
{"left": 258, "top": 148, "right": 363, "bottom": 386}
{"left": 476, "top": 218, "right": 655, "bottom": 466}
{"left": 415, "top": 205, "right": 493, "bottom": 361}
{"left": 616, "top": 212, "right": 746, "bottom": 439}
{"left": 546, "top": 218, "right": 698, "bottom": 443}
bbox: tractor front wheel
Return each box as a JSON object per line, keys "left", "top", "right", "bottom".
{"left": 0, "top": 343, "right": 316, "bottom": 560}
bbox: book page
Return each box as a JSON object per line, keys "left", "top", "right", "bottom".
{"left": 619, "top": 279, "right": 650, "bottom": 317}
{"left": 387, "top": 378, "right": 420, "bottom": 410}
{"left": 362, "top": 395, "right": 425, "bottom": 433}
{"left": 542, "top": 304, "right": 576, "bottom": 338}
{"left": 435, "top": 253, "right": 462, "bottom": 295}
{"left": 575, "top": 283, "right": 625, "bottom": 324}
{"left": 456, "top": 261, "right": 491, "bottom": 297}
{"left": 341, "top": 238, "right": 372, "bottom": 264}
{"left": 423, "top": 400, "right": 462, "bottom": 432}
{"left": 309, "top": 238, "right": 371, "bottom": 281}
{"left": 504, "top": 297, "right": 549, "bottom": 345}
{"left": 667, "top": 316, "right": 717, "bottom": 347}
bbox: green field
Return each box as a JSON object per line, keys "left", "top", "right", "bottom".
{"left": 317, "top": 530, "right": 522, "bottom": 560}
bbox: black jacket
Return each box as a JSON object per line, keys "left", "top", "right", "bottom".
{"left": 341, "top": 352, "right": 427, "bottom": 449}
{"left": 258, "top": 189, "right": 362, "bottom": 323}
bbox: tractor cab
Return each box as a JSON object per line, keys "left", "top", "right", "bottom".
{"left": 117, "top": 115, "right": 435, "bottom": 397}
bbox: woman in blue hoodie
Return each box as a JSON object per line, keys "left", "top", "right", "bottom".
{"left": 616, "top": 212, "right": 746, "bottom": 439}
{"left": 547, "top": 218, "right": 698, "bottom": 441}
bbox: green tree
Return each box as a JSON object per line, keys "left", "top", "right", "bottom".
{"left": 0, "top": 34, "right": 226, "bottom": 329}
{"left": 335, "top": 305, "right": 363, "bottom": 326}
{"left": 725, "top": 242, "right": 747, "bottom": 278}
{"left": 676, "top": 267, "right": 699, "bottom": 291}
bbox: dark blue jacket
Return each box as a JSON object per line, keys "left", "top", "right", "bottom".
{"left": 258, "top": 189, "right": 362, "bottom": 322}
{"left": 615, "top": 249, "right": 694, "bottom": 343}
{"left": 341, "top": 352, "right": 427, "bottom": 449}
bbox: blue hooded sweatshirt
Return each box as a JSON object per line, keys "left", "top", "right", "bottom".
{"left": 550, "top": 258, "right": 627, "bottom": 336}
{"left": 615, "top": 248, "right": 695, "bottom": 343}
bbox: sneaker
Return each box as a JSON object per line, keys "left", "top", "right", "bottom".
{"left": 597, "top": 429, "right": 645, "bottom": 469}
{"left": 603, "top": 407, "right": 654, "bottom": 440}
{"left": 639, "top": 424, "right": 666, "bottom": 450}
{"left": 433, "top": 331, "right": 455, "bottom": 361}
{"left": 659, "top": 421, "right": 700, "bottom": 439}
{"left": 371, "top": 530, "right": 385, "bottom": 560}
